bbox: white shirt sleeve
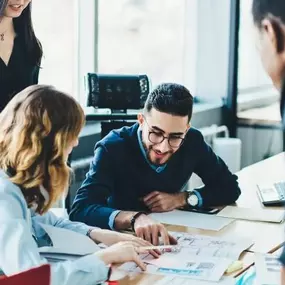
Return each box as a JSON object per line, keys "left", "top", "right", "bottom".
{"left": 0, "top": 187, "right": 108, "bottom": 285}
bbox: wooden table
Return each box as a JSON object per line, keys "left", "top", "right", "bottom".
{"left": 116, "top": 153, "right": 285, "bottom": 284}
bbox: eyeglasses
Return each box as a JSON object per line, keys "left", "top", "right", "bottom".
{"left": 143, "top": 117, "right": 185, "bottom": 148}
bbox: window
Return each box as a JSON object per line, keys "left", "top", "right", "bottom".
{"left": 32, "top": 0, "right": 78, "bottom": 98}
{"left": 238, "top": 0, "right": 272, "bottom": 94}
{"left": 97, "top": 0, "right": 193, "bottom": 90}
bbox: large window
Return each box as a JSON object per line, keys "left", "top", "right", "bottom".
{"left": 238, "top": 0, "right": 272, "bottom": 94}
{"left": 97, "top": 0, "right": 192, "bottom": 90}
{"left": 32, "top": 0, "right": 78, "bottom": 98}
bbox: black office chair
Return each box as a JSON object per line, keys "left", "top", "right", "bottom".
{"left": 85, "top": 73, "right": 150, "bottom": 138}
{"left": 85, "top": 73, "right": 149, "bottom": 112}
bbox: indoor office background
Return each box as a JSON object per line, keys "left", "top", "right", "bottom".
{"left": 31, "top": 0, "right": 282, "bottom": 207}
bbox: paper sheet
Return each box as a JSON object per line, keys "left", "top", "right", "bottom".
{"left": 255, "top": 253, "right": 281, "bottom": 285}
{"left": 149, "top": 210, "right": 234, "bottom": 231}
{"left": 119, "top": 232, "right": 253, "bottom": 281}
{"left": 119, "top": 253, "right": 232, "bottom": 282}
{"left": 155, "top": 276, "right": 235, "bottom": 285}
{"left": 39, "top": 224, "right": 100, "bottom": 257}
{"left": 217, "top": 206, "right": 285, "bottom": 223}
{"left": 172, "top": 232, "right": 254, "bottom": 260}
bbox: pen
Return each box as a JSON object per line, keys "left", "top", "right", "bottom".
{"left": 139, "top": 245, "right": 181, "bottom": 252}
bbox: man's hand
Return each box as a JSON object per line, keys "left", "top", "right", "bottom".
{"left": 143, "top": 191, "right": 187, "bottom": 212}
{"left": 134, "top": 214, "right": 177, "bottom": 245}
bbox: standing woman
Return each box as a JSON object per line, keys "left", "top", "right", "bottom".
{"left": 251, "top": 0, "right": 285, "bottom": 284}
{"left": 0, "top": 0, "right": 42, "bottom": 111}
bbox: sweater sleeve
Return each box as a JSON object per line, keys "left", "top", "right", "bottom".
{"left": 69, "top": 146, "right": 118, "bottom": 229}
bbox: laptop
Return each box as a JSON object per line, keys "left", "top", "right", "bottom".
{"left": 257, "top": 181, "right": 285, "bottom": 206}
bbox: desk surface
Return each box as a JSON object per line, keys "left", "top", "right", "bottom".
{"left": 238, "top": 103, "right": 281, "bottom": 128}
{"left": 116, "top": 153, "right": 285, "bottom": 284}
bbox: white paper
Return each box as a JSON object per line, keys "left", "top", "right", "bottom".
{"left": 171, "top": 232, "right": 254, "bottom": 260}
{"left": 39, "top": 224, "right": 100, "bottom": 257}
{"left": 217, "top": 206, "right": 285, "bottom": 223}
{"left": 255, "top": 253, "right": 281, "bottom": 285}
{"left": 118, "top": 233, "right": 252, "bottom": 281}
{"left": 149, "top": 210, "right": 234, "bottom": 231}
{"left": 155, "top": 276, "right": 235, "bottom": 285}
{"left": 119, "top": 253, "right": 232, "bottom": 282}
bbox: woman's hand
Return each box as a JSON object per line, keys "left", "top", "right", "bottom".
{"left": 90, "top": 229, "right": 160, "bottom": 258}
{"left": 94, "top": 241, "right": 150, "bottom": 271}
{"left": 90, "top": 229, "right": 141, "bottom": 245}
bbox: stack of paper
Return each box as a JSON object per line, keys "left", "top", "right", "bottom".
{"left": 149, "top": 210, "right": 234, "bottom": 231}
{"left": 217, "top": 206, "right": 285, "bottom": 223}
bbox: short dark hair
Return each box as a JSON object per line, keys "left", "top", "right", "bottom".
{"left": 252, "top": 0, "right": 285, "bottom": 27}
{"left": 144, "top": 83, "right": 193, "bottom": 121}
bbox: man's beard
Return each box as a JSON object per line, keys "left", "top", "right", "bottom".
{"left": 144, "top": 143, "right": 173, "bottom": 166}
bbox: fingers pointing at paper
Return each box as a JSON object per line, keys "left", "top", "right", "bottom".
{"left": 95, "top": 241, "right": 150, "bottom": 271}
{"left": 134, "top": 214, "right": 177, "bottom": 246}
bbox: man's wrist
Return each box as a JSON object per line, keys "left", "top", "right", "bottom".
{"left": 114, "top": 211, "right": 138, "bottom": 230}
{"left": 130, "top": 212, "right": 147, "bottom": 231}
{"left": 177, "top": 192, "right": 188, "bottom": 208}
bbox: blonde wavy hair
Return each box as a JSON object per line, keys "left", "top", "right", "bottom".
{"left": 0, "top": 85, "right": 85, "bottom": 214}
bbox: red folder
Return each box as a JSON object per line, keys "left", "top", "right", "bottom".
{"left": 0, "top": 264, "right": 50, "bottom": 285}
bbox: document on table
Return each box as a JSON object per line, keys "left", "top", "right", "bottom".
{"left": 255, "top": 253, "right": 281, "bottom": 285}
{"left": 217, "top": 206, "right": 285, "bottom": 223}
{"left": 118, "top": 232, "right": 253, "bottom": 281}
{"left": 171, "top": 232, "right": 254, "bottom": 260}
{"left": 154, "top": 276, "right": 235, "bottom": 285}
{"left": 119, "top": 253, "right": 232, "bottom": 282}
{"left": 38, "top": 224, "right": 100, "bottom": 261}
{"left": 149, "top": 210, "right": 234, "bottom": 231}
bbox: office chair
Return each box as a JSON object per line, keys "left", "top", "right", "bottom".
{"left": 0, "top": 264, "right": 50, "bottom": 285}
{"left": 85, "top": 73, "right": 149, "bottom": 112}
{"left": 85, "top": 73, "right": 150, "bottom": 138}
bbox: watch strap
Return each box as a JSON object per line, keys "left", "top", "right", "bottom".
{"left": 130, "top": 212, "right": 147, "bottom": 231}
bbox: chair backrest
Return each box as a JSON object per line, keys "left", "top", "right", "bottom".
{"left": 0, "top": 264, "right": 50, "bottom": 285}
{"left": 85, "top": 73, "right": 150, "bottom": 111}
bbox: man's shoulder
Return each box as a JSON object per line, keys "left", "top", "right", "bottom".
{"left": 185, "top": 127, "right": 204, "bottom": 143}
{"left": 95, "top": 123, "right": 139, "bottom": 151}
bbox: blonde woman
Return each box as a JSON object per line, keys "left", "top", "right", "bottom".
{"left": 0, "top": 85, "right": 158, "bottom": 285}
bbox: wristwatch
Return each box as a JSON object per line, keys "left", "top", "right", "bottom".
{"left": 186, "top": 191, "right": 199, "bottom": 207}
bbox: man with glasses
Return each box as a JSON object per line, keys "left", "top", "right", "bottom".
{"left": 70, "top": 83, "right": 241, "bottom": 245}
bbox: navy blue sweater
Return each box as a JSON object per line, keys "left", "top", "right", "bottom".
{"left": 70, "top": 123, "right": 241, "bottom": 229}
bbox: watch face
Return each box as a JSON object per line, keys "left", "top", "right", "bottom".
{"left": 187, "top": 193, "right": 199, "bottom": 207}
